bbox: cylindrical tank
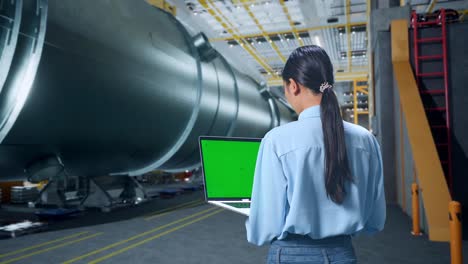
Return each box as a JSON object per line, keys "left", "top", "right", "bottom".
{"left": 0, "top": 0, "right": 293, "bottom": 180}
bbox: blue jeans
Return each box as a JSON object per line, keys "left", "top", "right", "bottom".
{"left": 267, "top": 234, "right": 357, "bottom": 264}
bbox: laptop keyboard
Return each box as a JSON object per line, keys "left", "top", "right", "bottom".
{"left": 224, "top": 202, "right": 250, "bottom": 208}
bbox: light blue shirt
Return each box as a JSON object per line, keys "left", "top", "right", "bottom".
{"left": 245, "top": 105, "right": 386, "bottom": 246}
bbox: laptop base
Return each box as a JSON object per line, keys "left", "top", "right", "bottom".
{"left": 208, "top": 201, "right": 250, "bottom": 216}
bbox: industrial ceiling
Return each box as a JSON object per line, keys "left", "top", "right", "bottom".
{"left": 184, "top": 0, "right": 368, "bottom": 86}
{"left": 177, "top": 0, "right": 465, "bottom": 86}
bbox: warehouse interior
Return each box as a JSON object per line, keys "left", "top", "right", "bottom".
{"left": 0, "top": 0, "right": 467, "bottom": 263}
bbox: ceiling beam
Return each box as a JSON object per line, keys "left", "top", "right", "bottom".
{"left": 411, "top": 1, "right": 468, "bottom": 13}
{"left": 426, "top": 0, "right": 438, "bottom": 13}
{"left": 279, "top": 0, "right": 305, "bottom": 46}
{"left": 199, "top": 0, "right": 276, "bottom": 75}
{"left": 367, "top": 0, "right": 374, "bottom": 119}
{"left": 460, "top": 9, "right": 468, "bottom": 21}
{"left": 346, "top": 0, "right": 352, "bottom": 71}
{"left": 239, "top": 0, "right": 286, "bottom": 63}
{"left": 209, "top": 22, "right": 367, "bottom": 42}
{"left": 331, "top": 3, "right": 367, "bottom": 8}
{"left": 266, "top": 71, "right": 369, "bottom": 86}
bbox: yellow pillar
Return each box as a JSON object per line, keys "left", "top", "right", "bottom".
{"left": 449, "top": 201, "right": 463, "bottom": 264}
{"left": 411, "top": 183, "right": 423, "bottom": 235}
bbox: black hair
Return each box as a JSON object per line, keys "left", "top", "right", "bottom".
{"left": 281, "top": 45, "right": 352, "bottom": 204}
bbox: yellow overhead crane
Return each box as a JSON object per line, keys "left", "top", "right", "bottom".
{"left": 146, "top": 0, "right": 177, "bottom": 16}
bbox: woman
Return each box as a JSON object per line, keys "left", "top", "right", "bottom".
{"left": 245, "top": 45, "right": 386, "bottom": 263}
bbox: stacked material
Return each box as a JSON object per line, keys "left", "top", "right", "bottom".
{"left": 10, "top": 186, "right": 39, "bottom": 204}
{"left": 0, "top": 221, "right": 46, "bottom": 238}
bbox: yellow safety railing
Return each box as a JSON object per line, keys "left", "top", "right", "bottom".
{"left": 353, "top": 79, "right": 369, "bottom": 126}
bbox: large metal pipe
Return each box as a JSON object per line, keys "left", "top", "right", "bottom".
{"left": 0, "top": 0, "right": 293, "bottom": 181}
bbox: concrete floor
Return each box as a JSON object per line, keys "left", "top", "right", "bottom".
{"left": 0, "top": 190, "right": 466, "bottom": 264}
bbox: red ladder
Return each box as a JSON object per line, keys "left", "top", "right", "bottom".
{"left": 411, "top": 9, "right": 452, "bottom": 194}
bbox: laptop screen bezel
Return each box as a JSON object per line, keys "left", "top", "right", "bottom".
{"left": 199, "top": 136, "right": 262, "bottom": 201}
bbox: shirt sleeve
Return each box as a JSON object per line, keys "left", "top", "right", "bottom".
{"left": 245, "top": 135, "right": 287, "bottom": 246}
{"left": 363, "top": 136, "right": 386, "bottom": 234}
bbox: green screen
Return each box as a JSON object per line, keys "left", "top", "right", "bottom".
{"left": 201, "top": 138, "right": 261, "bottom": 199}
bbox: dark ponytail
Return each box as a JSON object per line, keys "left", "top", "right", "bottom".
{"left": 282, "top": 45, "right": 352, "bottom": 204}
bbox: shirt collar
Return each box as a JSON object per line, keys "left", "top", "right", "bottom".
{"left": 298, "top": 105, "right": 321, "bottom": 120}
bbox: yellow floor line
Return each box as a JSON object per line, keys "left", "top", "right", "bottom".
{"left": 144, "top": 200, "right": 205, "bottom": 221}
{"left": 0, "top": 233, "right": 103, "bottom": 264}
{"left": 0, "top": 231, "right": 90, "bottom": 258}
{"left": 88, "top": 209, "right": 224, "bottom": 264}
{"left": 62, "top": 206, "right": 217, "bottom": 264}
{"left": 143, "top": 199, "right": 205, "bottom": 219}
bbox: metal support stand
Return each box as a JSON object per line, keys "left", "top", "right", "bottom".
{"left": 35, "top": 175, "right": 87, "bottom": 208}
{"left": 80, "top": 175, "right": 147, "bottom": 212}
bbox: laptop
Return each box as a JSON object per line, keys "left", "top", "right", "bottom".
{"left": 199, "top": 136, "right": 262, "bottom": 216}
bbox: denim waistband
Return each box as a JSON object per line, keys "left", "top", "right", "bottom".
{"left": 271, "top": 234, "right": 352, "bottom": 247}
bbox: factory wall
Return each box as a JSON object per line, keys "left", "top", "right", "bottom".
{"left": 445, "top": 22, "right": 468, "bottom": 237}
{"left": 371, "top": 6, "right": 412, "bottom": 205}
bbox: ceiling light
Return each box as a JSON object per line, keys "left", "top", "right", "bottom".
{"left": 269, "top": 40, "right": 272, "bottom": 43}
{"left": 352, "top": 31, "right": 356, "bottom": 34}
{"left": 251, "top": 42, "right": 255, "bottom": 45}
{"left": 314, "top": 35, "right": 322, "bottom": 47}
{"left": 280, "top": 38, "right": 284, "bottom": 42}
{"left": 230, "top": 44, "right": 233, "bottom": 48}
{"left": 251, "top": 4, "right": 255, "bottom": 7}
{"left": 339, "top": 32, "right": 343, "bottom": 36}
{"left": 298, "top": 37, "right": 302, "bottom": 40}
